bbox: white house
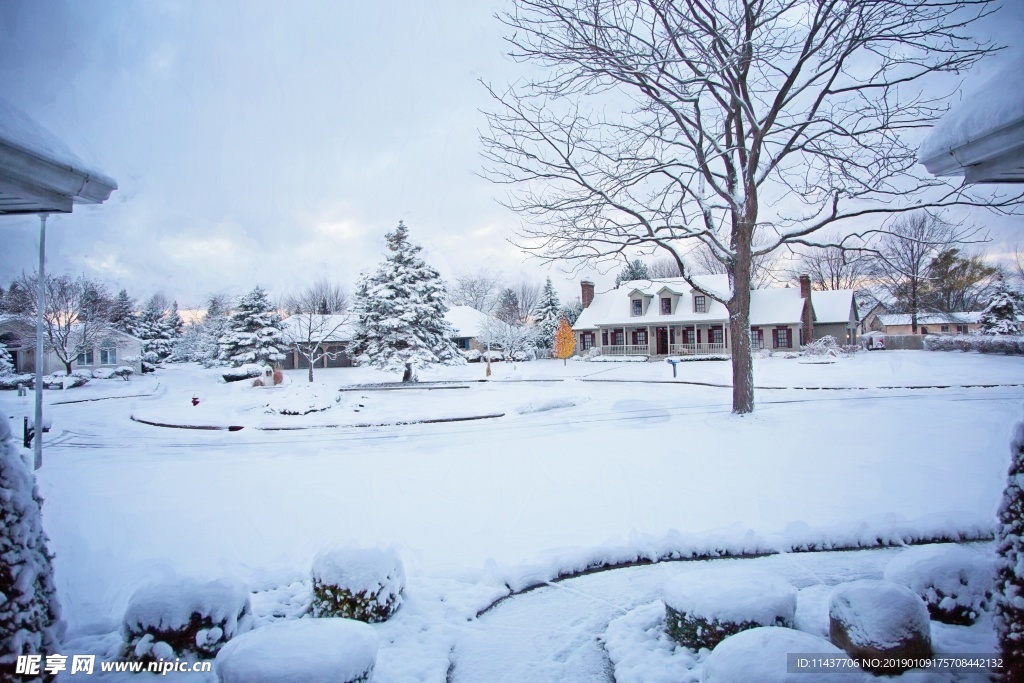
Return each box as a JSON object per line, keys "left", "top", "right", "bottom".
{"left": 0, "top": 316, "right": 143, "bottom": 375}
{"left": 445, "top": 305, "right": 493, "bottom": 351}
{"left": 572, "top": 275, "right": 858, "bottom": 357}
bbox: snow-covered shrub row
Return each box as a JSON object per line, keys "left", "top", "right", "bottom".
{"left": 0, "top": 373, "right": 33, "bottom": 390}
{"left": 663, "top": 568, "right": 796, "bottom": 650}
{"left": 828, "top": 580, "right": 931, "bottom": 673}
{"left": 459, "top": 349, "right": 483, "bottom": 362}
{"left": 703, "top": 627, "right": 868, "bottom": 683}
{"left": 71, "top": 368, "right": 93, "bottom": 379}
{"left": 666, "top": 354, "right": 730, "bottom": 362}
{"left": 91, "top": 367, "right": 115, "bottom": 379}
{"left": 122, "top": 578, "right": 253, "bottom": 662}
{"left": 41, "top": 374, "right": 88, "bottom": 389}
{"left": 221, "top": 364, "right": 265, "bottom": 383}
{"left": 883, "top": 544, "right": 994, "bottom": 625}
{"left": 0, "top": 414, "right": 63, "bottom": 679}
{"left": 996, "top": 419, "right": 1024, "bottom": 681}
{"left": 215, "top": 618, "right": 378, "bottom": 683}
{"left": 310, "top": 548, "right": 405, "bottom": 623}
{"left": 924, "top": 334, "right": 1024, "bottom": 354}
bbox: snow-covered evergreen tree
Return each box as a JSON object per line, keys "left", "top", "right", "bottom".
{"left": 0, "top": 414, "right": 62, "bottom": 682}
{"left": 136, "top": 297, "right": 174, "bottom": 362}
{"left": 197, "top": 295, "right": 231, "bottom": 366}
{"left": 560, "top": 298, "right": 584, "bottom": 327}
{"left": 0, "top": 342, "right": 13, "bottom": 376}
{"left": 218, "top": 286, "right": 286, "bottom": 367}
{"left": 534, "top": 277, "right": 561, "bottom": 349}
{"left": 166, "top": 301, "right": 184, "bottom": 338}
{"left": 978, "top": 281, "right": 1023, "bottom": 335}
{"left": 108, "top": 289, "right": 137, "bottom": 335}
{"left": 350, "top": 221, "right": 463, "bottom": 371}
{"left": 996, "top": 419, "right": 1024, "bottom": 682}
{"left": 614, "top": 259, "right": 651, "bottom": 287}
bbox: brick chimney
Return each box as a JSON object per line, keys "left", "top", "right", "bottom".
{"left": 581, "top": 280, "right": 595, "bottom": 309}
{"left": 799, "top": 274, "right": 814, "bottom": 346}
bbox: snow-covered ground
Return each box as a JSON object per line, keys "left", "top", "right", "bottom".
{"left": 2, "top": 350, "right": 1020, "bottom": 680}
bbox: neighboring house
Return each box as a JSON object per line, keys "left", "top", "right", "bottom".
{"left": 859, "top": 302, "right": 888, "bottom": 334}
{"left": 572, "top": 275, "right": 858, "bottom": 357}
{"left": 280, "top": 314, "right": 355, "bottom": 370}
{"left": 0, "top": 316, "right": 142, "bottom": 374}
{"left": 876, "top": 312, "right": 980, "bottom": 336}
{"left": 445, "top": 305, "right": 492, "bottom": 351}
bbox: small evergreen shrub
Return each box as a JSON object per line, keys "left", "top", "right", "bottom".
{"left": 113, "top": 366, "right": 134, "bottom": 381}
{"left": 310, "top": 548, "right": 405, "bottom": 623}
{"left": 996, "top": 420, "right": 1024, "bottom": 682}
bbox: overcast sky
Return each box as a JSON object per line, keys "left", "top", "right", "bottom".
{"left": 1, "top": 0, "right": 1022, "bottom": 310}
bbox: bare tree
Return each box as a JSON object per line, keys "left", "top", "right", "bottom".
{"left": 647, "top": 257, "right": 682, "bottom": 279}
{"left": 869, "top": 212, "right": 973, "bottom": 332}
{"left": 1013, "top": 244, "right": 1024, "bottom": 286}
{"left": 495, "top": 281, "right": 543, "bottom": 324}
{"left": 689, "top": 238, "right": 783, "bottom": 289}
{"left": 449, "top": 271, "right": 505, "bottom": 312}
{"left": 15, "top": 273, "right": 116, "bottom": 376}
{"left": 477, "top": 316, "right": 539, "bottom": 361}
{"left": 281, "top": 283, "right": 353, "bottom": 382}
{"left": 789, "top": 233, "right": 871, "bottom": 291}
{"left": 482, "top": 0, "right": 1017, "bottom": 413}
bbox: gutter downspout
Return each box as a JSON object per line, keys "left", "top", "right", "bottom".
{"left": 34, "top": 213, "right": 46, "bottom": 469}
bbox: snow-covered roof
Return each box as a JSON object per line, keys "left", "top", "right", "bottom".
{"left": 0, "top": 99, "right": 118, "bottom": 214}
{"left": 281, "top": 314, "right": 355, "bottom": 342}
{"left": 810, "top": 290, "right": 857, "bottom": 325}
{"left": 445, "top": 305, "right": 492, "bottom": 338}
{"left": 878, "top": 312, "right": 981, "bottom": 326}
{"left": 919, "top": 54, "right": 1024, "bottom": 183}
{"left": 573, "top": 275, "right": 824, "bottom": 329}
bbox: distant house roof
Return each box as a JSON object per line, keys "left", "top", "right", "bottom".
{"left": 281, "top": 314, "right": 355, "bottom": 343}
{"left": 0, "top": 99, "right": 118, "bottom": 214}
{"left": 573, "top": 276, "right": 855, "bottom": 330}
{"left": 877, "top": 312, "right": 981, "bottom": 327}
{"left": 919, "top": 55, "right": 1024, "bottom": 183}
{"left": 445, "top": 305, "right": 492, "bottom": 338}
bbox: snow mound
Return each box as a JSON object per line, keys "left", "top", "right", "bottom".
{"left": 221, "top": 364, "right": 265, "bottom": 383}
{"left": 829, "top": 580, "right": 931, "bottom": 671}
{"left": 601, "top": 601, "right": 701, "bottom": 683}
{"left": 267, "top": 386, "right": 336, "bottom": 416}
{"left": 702, "top": 627, "right": 869, "bottom": 683}
{"left": 514, "top": 394, "right": 586, "bottom": 414}
{"left": 664, "top": 568, "right": 796, "bottom": 649}
{"left": 122, "top": 578, "right": 253, "bottom": 660}
{"left": 311, "top": 547, "right": 405, "bottom": 622}
{"left": 215, "top": 617, "right": 378, "bottom": 683}
{"left": 793, "top": 584, "right": 834, "bottom": 638}
{"left": 883, "top": 544, "right": 994, "bottom": 625}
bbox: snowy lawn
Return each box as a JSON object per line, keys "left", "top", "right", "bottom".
{"left": 0, "top": 350, "right": 1020, "bottom": 680}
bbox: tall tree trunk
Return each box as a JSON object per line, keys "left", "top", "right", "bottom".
{"left": 730, "top": 226, "right": 755, "bottom": 414}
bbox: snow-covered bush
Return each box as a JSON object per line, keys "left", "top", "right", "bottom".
{"left": 663, "top": 568, "right": 796, "bottom": 650}
{"left": 0, "top": 413, "right": 63, "bottom": 681}
{"left": 924, "top": 334, "right": 1024, "bottom": 355}
{"left": 113, "top": 366, "right": 134, "bottom": 381}
{"left": 70, "top": 368, "right": 93, "bottom": 379}
{"left": 122, "top": 355, "right": 142, "bottom": 365}
{"left": 996, "top": 419, "right": 1024, "bottom": 682}
{"left": 91, "top": 367, "right": 115, "bottom": 379}
{"left": 221, "top": 364, "right": 264, "bottom": 383}
{"left": 268, "top": 388, "right": 334, "bottom": 416}
{"left": 978, "top": 281, "right": 1023, "bottom": 335}
{"left": 703, "top": 627, "right": 869, "bottom": 683}
{"left": 0, "top": 374, "right": 33, "bottom": 390}
{"left": 803, "top": 335, "right": 841, "bottom": 357}
{"left": 310, "top": 548, "right": 405, "bottom": 623}
{"left": 41, "top": 373, "right": 88, "bottom": 389}
{"left": 122, "top": 578, "right": 253, "bottom": 662}
{"left": 215, "top": 618, "right": 378, "bottom": 683}
{"left": 459, "top": 348, "right": 483, "bottom": 362}
{"left": 883, "top": 544, "right": 994, "bottom": 625}
{"left": 828, "top": 580, "right": 931, "bottom": 673}
{"left": 0, "top": 342, "right": 15, "bottom": 376}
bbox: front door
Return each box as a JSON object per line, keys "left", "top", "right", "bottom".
{"left": 656, "top": 327, "right": 668, "bottom": 355}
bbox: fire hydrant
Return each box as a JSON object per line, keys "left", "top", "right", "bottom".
{"left": 191, "top": 396, "right": 200, "bottom": 406}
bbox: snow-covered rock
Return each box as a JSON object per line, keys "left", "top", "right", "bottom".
{"left": 664, "top": 568, "right": 797, "bottom": 649}
{"left": 884, "top": 544, "right": 994, "bottom": 625}
{"left": 829, "top": 579, "right": 931, "bottom": 672}
{"left": 310, "top": 547, "right": 405, "bottom": 622}
{"left": 215, "top": 617, "right": 378, "bottom": 683}
{"left": 122, "top": 578, "right": 253, "bottom": 661}
{"left": 221, "top": 364, "right": 265, "bottom": 383}
{"left": 702, "top": 627, "right": 869, "bottom": 683}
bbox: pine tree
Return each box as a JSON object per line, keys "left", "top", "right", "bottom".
{"left": 198, "top": 295, "right": 231, "bottom": 367}
{"left": 0, "top": 414, "right": 63, "bottom": 683}
{"left": 996, "top": 419, "right": 1024, "bottom": 682}
{"left": 535, "top": 277, "right": 561, "bottom": 350}
{"left": 136, "top": 297, "right": 174, "bottom": 362}
{"left": 0, "top": 342, "right": 13, "bottom": 376}
{"left": 166, "top": 301, "right": 184, "bottom": 338}
{"left": 978, "top": 281, "right": 1023, "bottom": 336}
{"left": 108, "top": 289, "right": 137, "bottom": 335}
{"left": 218, "top": 286, "right": 286, "bottom": 367}
{"left": 350, "top": 221, "right": 463, "bottom": 372}
{"left": 553, "top": 318, "right": 576, "bottom": 364}
{"left": 614, "top": 259, "right": 651, "bottom": 287}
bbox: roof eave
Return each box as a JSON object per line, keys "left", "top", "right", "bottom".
{"left": 920, "top": 119, "right": 1024, "bottom": 183}
{"left": 0, "top": 138, "right": 117, "bottom": 215}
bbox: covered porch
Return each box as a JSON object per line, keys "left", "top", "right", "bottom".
{"left": 598, "top": 323, "right": 730, "bottom": 357}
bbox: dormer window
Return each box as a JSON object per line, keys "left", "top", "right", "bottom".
{"left": 694, "top": 295, "right": 707, "bottom": 313}
{"left": 632, "top": 299, "right": 643, "bottom": 316}
{"left": 660, "top": 297, "right": 672, "bottom": 315}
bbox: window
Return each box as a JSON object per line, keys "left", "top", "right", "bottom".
{"left": 99, "top": 346, "right": 117, "bottom": 364}
{"left": 750, "top": 328, "right": 763, "bottom": 349}
{"left": 660, "top": 297, "right": 672, "bottom": 315}
{"left": 920, "top": 327, "right": 929, "bottom": 335}
{"left": 956, "top": 324, "right": 968, "bottom": 334}
{"left": 632, "top": 299, "right": 643, "bottom": 316}
{"left": 581, "top": 333, "right": 594, "bottom": 350}
{"left": 602, "top": 330, "right": 609, "bottom": 346}
{"left": 773, "top": 328, "right": 791, "bottom": 349}
{"left": 634, "top": 329, "right": 648, "bottom": 346}
{"left": 694, "top": 295, "right": 707, "bottom": 313}
{"left": 940, "top": 325, "right": 949, "bottom": 333}
{"left": 709, "top": 327, "right": 723, "bottom": 345}
{"left": 455, "top": 338, "right": 470, "bottom": 350}
{"left": 77, "top": 349, "right": 94, "bottom": 365}
{"left": 612, "top": 329, "right": 624, "bottom": 345}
